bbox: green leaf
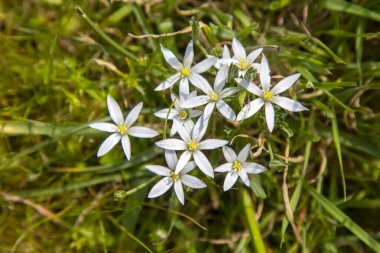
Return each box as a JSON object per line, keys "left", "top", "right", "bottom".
{"left": 322, "top": 0, "right": 380, "bottom": 22}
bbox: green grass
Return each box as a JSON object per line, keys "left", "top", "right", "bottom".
{"left": 1, "top": 0, "right": 380, "bottom": 252}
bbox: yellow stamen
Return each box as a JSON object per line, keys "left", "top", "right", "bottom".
{"left": 188, "top": 140, "right": 197, "bottom": 151}
{"left": 264, "top": 91, "right": 273, "bottom": 100}
{"left": 209, "top": 92, "right": 218, "bottom": 102}
{"left": 118, "top": 124, "right": 128, "bottom": 135}
{"left": 239, "top": 59, "right": 248, "bottom": 69}
{"left": 169, "top": 172, "right": 180, "bottom": 181}
{"left": 179, "top": 110, "right": 189, "bottom": 120}
{"left": 233, "top": 161, "right": 242, "bottom": 171}
{"left": 181, "top": 67, "right": 190, "bottom": 77}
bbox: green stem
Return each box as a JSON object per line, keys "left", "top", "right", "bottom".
{"left": 241, "top": 189, "right": 266, "bottom": 253}
{"left": 75, "top": 6, "right": 138, "bottom": 62}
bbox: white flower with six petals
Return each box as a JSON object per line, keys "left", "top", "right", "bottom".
{"left": 215, "top": 144, "right": 267, "bottom": 191}
{"left": 147, "top": 150, "right": 206, "bottom": 205}
{"left": 236, "top": 54, "right": 308, "bottom": 132}
{"left": 89, "top": 95, "right": 159, "bottom": 159}
{"left": 155, "top": 40, "right": 217, "bottom": 95}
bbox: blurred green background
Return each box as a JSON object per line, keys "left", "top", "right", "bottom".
{"left": 1, "top": 0, "right": 380, "bottom": 252}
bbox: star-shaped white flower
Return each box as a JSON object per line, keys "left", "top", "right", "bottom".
{"left": 180, "top": 66, "right": 238, "bottom": 121}
{"left": 154, "top": 91, "right": 202, "bottom": 137}
{"left": 155, "top": 40, "right": 217, "bottom": 95}
{"left": 219, "top": 38, "right": 262, "bottom": 77}
{"left": 89, "top": 95, "right": 159, "bottom": 159}
{"left": 236, "top": 54, "right": 308, "bottom": 132}
{"left": 215, "top": 144, "right": 267, "bottom": 191}
{"left": 147, "top": 150, "right": 206, "bottom": 205}
{"left": 155, "top": 116, "right": 228, "bottom": 178}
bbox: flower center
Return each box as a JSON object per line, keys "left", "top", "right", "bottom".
{"left": 179, "top": 110, "right": 189, "bottom": 120}
{"left": 264, "top": 91, "right": 273, "bottom": 100}
{"left": 118, "top": 124, "right": 128, "bottom": 135}
{"left": 169, "top": 172, "right": 180, "bottom": 181}
{"left": 208, "top": 92, "right": 218, "bottom": 102}
{"left": 233, "top": 161, "right": 243, "bottom": 171}
{"left": 188, "top": 140, "right": 197, "bottom": 151}
{"left": 181, "top": 67, "right": 190, "bottom": 77}
{"left": 239, "top": 59, "right": 248, "bottom": 70}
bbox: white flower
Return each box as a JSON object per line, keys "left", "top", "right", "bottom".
{"left": 180, "top": 66, "right": 238, "bottom": 121}
{"left": 155, "top": 116, "right": 228, "bottom": 178}
{"left": 214, "top": 44, "right": 231, "bottom": 69}
{"left": 236, "top": 54, "right": 308, "bottom": 132}
{"left": 89, "top": 95, "right": 159, "bottom": 159}
{"left": 219, "top": 38, "right": 262, "bottom": 77}
{"left": 154, "top": 91, "right": 202, "bottom": 136}
{"left": 147, "top": 150, "right": 206, "bottom": 205}
{"left": 215, "top": 144, "right": 267, "bottom": 191}
{"left": 155, "top": 40, "right": 217, "bottom": 95}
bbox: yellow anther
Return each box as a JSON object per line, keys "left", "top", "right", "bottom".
{"left": 181, "top": 67, "right": 190, "bottom": 77}
{"left": 179, "top": 110, "right": 189, "bottom": 120}
{"left": 169, "top": 172, "right": 180, "bottom": 181}
{"left": 264, "top": 91, "right": 273, "bottom": 100}
{"left": 233, "top": 161, "right": 242, "bottom": 171}
{"left": 118, "top": 124, "right": 128, "bottom": 135}
{"left": 209, "top": 92, "right": 218, "bottom": 102}
{"left": 188, "top": 140, "right": 197, "bottom": 151}
{"left": 239, "top": 59, "right": 248, "bottom": 69}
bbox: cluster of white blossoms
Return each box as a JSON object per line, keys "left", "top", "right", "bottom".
{"left": 89, "top": 38, "right": 308, "bottom": 205}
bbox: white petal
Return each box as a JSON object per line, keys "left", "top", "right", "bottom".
{"left": 148, "top": 177, "right": 173, "bottom": 198}
{"left": 128, "top": 126, "right": 158, "bottom": 138}
{"left": 216, "top": 100, "right": 236, "bottom": 121}
{"left": 265, "top": 102, "right": 275, "bottom": 132}
{"left": 247, "top": 48, "right": 263, "bottom": 64}
{"left": 192, "top": 113, "right": 209, "bottom": 142}
{"left": 252, "top": 63, "right": 260, "bottom": 71}
{"left": 260, "top": 54, "right": 271, "bottom": 91}
{"left": 232, "top": 38, "right": 246, "bottom": 59}
{"left": 179, "top": 161, "right": 196, "bottom": 174}
{"left": 181, "top": 175, "right": 206, "bottom": 189}
{"left": 107, "top": 95, "right": 124, "bottom": 125}
{"left": 222, "top": 146, "right": 237, "bottom": 163}
{"left": 189, "top": 109, "right": 203, "bottom": 118}
{"left": 189, "top": 73, "right": 213, "bottom": 94}
{"left": 155, "top": 139, "right": 187, "bottom": 150}
{"left": 223, "top": 171, "right": 238, "bottom": 191}
{"left": 214, "top": 66, "right": 228, "bottom": 92}
{"left": 174, "top": 180, "right": 185, "bottom": 205}
{"left": 173, "top": 119, "right": 191, "bottom": 142}
{"left": 164, "top": 150, "right": 178, "bottom": 170}
{"left": 220, "top": 87, "right": 239, "bottom": 99}
{"left": 223, "top": 44, "right": 231, "bottom": 59}
{"left": 235, "top": 78, "right": 261, "bottom": 96}
{"left": 201, "top": 102, "right": 215, "bottom": 123}
{"left": 217, "top": 58, "right": 235, "bottom": 66}
{"left": 175, "top": 150, "right": 192, "bottom": 173}
{"left": 270, "top": 73, "right": 301, "bottom": 96}
{"left": 89, "top": 122, "right": 118, "bottom": 132}
{"left": 169, "top": 123, "right": 177, "bottom": 137}
{"left": 179, "top": 78, "right": 190, "bottom": 96}
{"left": 145, "top": 165, "right": 171, "bottom": 176}
{"left": 198, "top": 139, "right": 228, "bottom": 150}
{"left": 181, "top": 95, "right": 209, "bottom": 109}
{"left": 191, "top": 57, "right": 217, "bottom": 73}
{"left": 121, "top": 135, "right": 131, "bottom": 160}
{"left": 244, "top": 162, "right": 267, "bottom": 174}
{"left": 183, "top": 119, "right": 194, "bottom": 132}
{"left": 97, "top": 133, "right": 121, "bottom": 157}
{"left": 238, "top": 169, "right": 250, "bottom": 186}
{"left": 236, "top": 98, "right": 264, "bottom": 121}
{"left": 183, "top": 40, "right": 194, "bottom": 68}
{"left": 155, "top": 73, "right": 181, "bottom": 91}
{"left": 237, "top": 144, "right": 251, "bottom": 162}
{"left": 154, "top": 108, "right": 177, "bottom": 120}
{"left": 193, "top": 150, "right": 214, "bottom": 178}
{"left": 161, "top": 45, "right": 181, "bottom": 70}
{"left": 214, "top": 163, "right": 233, "bottom": 172}
{"left": 125, "top": 102, "right": 143, "bottom": 128}
{"left": 271, "top": 96, "right": 308, "bottom": 112}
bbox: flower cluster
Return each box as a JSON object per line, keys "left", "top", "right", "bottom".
{"left": 89, "top": 38, "right": 308, "bottom": 205}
